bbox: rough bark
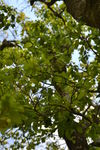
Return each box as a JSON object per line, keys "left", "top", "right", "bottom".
{"left": 64, "top": 0, "right": 100, "bottom": 29}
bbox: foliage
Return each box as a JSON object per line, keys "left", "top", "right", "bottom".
{"left": 0, "top": 1, "right": 17, "bottom": 30}
{"left": 0, "top": 1, "right": 100, "bottom": 149}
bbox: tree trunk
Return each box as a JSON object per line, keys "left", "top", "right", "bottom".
{"left": 64, "top": 0, "right": 100, "bottom": 29}
{"left": 63, "top": 132, "right": 89, "bottom": 150}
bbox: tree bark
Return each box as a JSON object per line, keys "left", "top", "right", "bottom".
{"left": 64, "top": 0, "right": 100, "bottom": 29}
{"left": 63, "top": 132, "right": 89, "bottom": 150}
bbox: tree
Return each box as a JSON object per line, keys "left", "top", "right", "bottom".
{"left": 0, "top": 0, "right": 100, "bottom": 149}
{"left": 30, "top": 0, "right": 100, "bottom": 29}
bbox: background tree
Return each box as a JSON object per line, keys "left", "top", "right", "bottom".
{"left": 0, "top": 0, "right": 100, "bottom": 149}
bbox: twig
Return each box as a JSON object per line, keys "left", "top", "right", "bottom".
{"left": 48, "top": 6, "right": 66, "bottom": 25}
{"left": 48, "top": 103, "right": 92, "bottom": 123}
{"left": 80, "top": 36, "right": 99, "bottom": 57}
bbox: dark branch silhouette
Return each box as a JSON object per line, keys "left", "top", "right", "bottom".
{"left": 0, "top": 39, "right": 21, "bottom": 50}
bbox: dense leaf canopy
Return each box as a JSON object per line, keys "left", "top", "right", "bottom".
{"left": 0, "top": 0, "right": 100, "bottom": 149}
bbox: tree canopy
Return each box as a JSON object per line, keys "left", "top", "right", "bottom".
{"left": 0, "top": 0, "right": 100, "bottom": 149}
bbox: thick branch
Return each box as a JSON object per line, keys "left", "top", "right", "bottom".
{"left": 0, "top": 39, "right": 21, "bottom": 50}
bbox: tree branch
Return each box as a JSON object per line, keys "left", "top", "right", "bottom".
{"left": 48, "top": 6, "right": 66, "bottom": 25}
{"left": 30, "top": 0, "right": 58, "bottom": 6}
{"left": 0, "top": 39, "right": 21, "bottom": 50}
{"left": 80, "top": 36, "right": 99, "bottom": 57}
